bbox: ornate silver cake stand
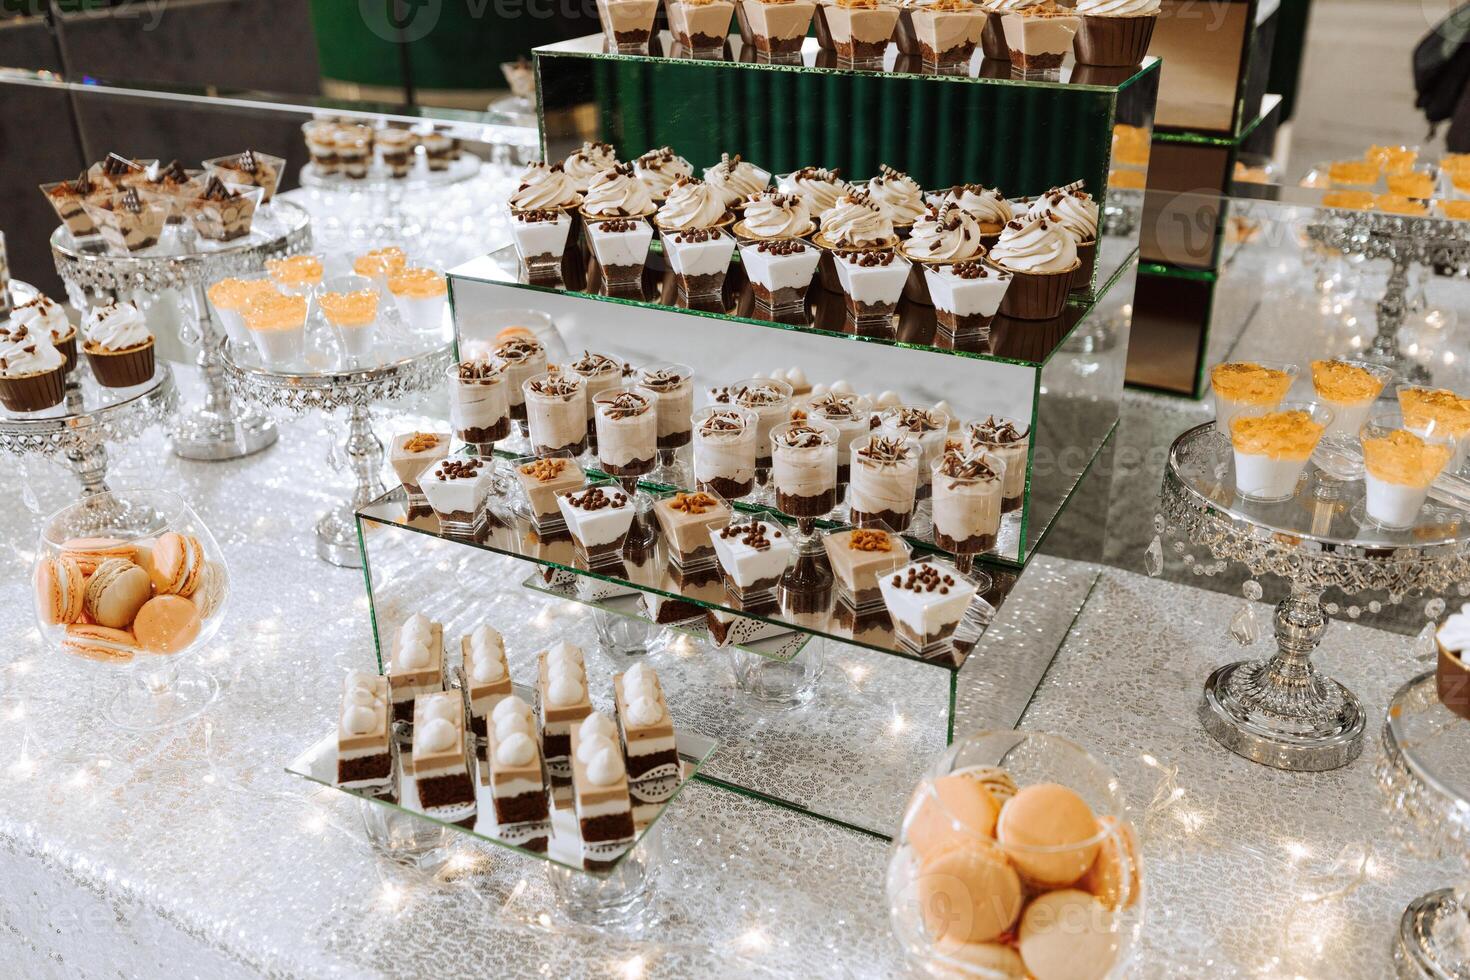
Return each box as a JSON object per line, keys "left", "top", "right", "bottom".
{"left": 1374, "top": 672, "right": 1470, "bottom": 978}
{"left": 1157, "top": 422, "right": 1470, "bottom": 772}
{"left": 1305, "top": 210, "right": 1470, "bottom": 385}
{"left": 222, "top": 342, "right": 453, "bottom": 566}
{"left": 49, "top": 199, "right": 312, "bottom": 461}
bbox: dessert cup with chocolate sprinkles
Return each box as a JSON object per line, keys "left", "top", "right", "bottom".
{"left": 693, "top": 404, "right": 759, "bottom": 500}
{"left": 594, "top": 385, "right": 661, "bottom": 549}
{"left": 639, "top": 362, "right": 696, "bottom": 487}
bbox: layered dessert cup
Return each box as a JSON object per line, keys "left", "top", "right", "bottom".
{"left": 377, "top": 128, "right": 417, "bottom": 178}
{"left": 209, "top": 272, "right": 278, "bottom": 347}
{"left": 1228, "top": 403, "right": 1331, "bottom": 502}
{"left": 387, "top": 267, "right": 448, "bottom": 332}
{"left": 714, "top": 377, "right": 794, "bottom": 503}
{"left": 509, "top": 208, "right": 574, "bottom": 284}
{"left": 557, "top": 483, "right": 637, "bottom": 562}
{"left": 1360, "top": 413, "right": 1452, "bottom": 530}
{"left": 879, "top": 405, "right": 950, "bottom": 502}
{"left": 523, "top": 372, "right": 588, "bottom": 457}
{"left": 738, "top": 238, "right": 821, "bottom": 318}
{"left": 654, "top": 490, "right": 733, "bottom": 567}
{"left": 1398, "top": 385, "right": 1470, "bottom": 473}
{"left": 966, "top": 415, "right": 1030, "bottom": 513}
{"left": 82, "top": 187, "right": 168, "bottom": 254}
{"left": 390, "top": 431, "right": 449, "bottom": 515}
{"left": 420, "top": 452, "right": 493, "bottom": 535}
{"left": 1001, "top": 2, "right": 1079, "bottom": 74}
{"left": 331, "top": 126, "right": 372, "bottom": 179}
{"left": 806, "top": 390, "right": 872, "bottom": 488}
{"left": 40, "top": 173, "right": 100, "bottom": 238}
{"left": 823, "top": 526, "right": 910, "bottom": 609}
{"left": 203, "top": 149, "right": 284, "bottom": 202}
{"left": 713, "top": 519, "right": 795, "bottom": 602}
{"left": 741, "top": 0, "right": 818, "bottom": 57}
{"left": 448, "top": 359, "right": 512, "bottom": 454}
{"left": 614, "top": 666, "right": 683, "bottom": 823}
{"left": 848, "top": 434, "right": 921, "bottom": 531}
{"left": 662, "top": 228, "right": 737, "bottom": 311}
{"left": 594, "top": 386, "right": 659, "bottom": 478}
{"left": 640, "top": 362, "right": 696, "bottom": 482}
{"left": 990, "top": 214, "right": 1079, "bottom": 320}
{"left": 1210, "top": 361, "right": 1298, "bottom": 436}
{"left": 771, "top": 419, "right": 841, "bottom": 528}
{"left": 318, "top": 275, "right": 380, "bottom": 362}
{"left": 834, "top": 248, "right": 911, "bottom": 336}
{"left": 186, "top": 177, "right": 261, "bottom": 242}
{"left": 878, "top": 559, "right": 979, "bottom": 655}
{"left": 931, "top": 449, "right": 1004, "bottom": 570}
{"left": 925, "top": 261, "right": 1011, "bottom": 350}
{"left": 1073, "top": 0, "right": 1158, "bottom": 67}
{"left": 494, "top": 333, "right": 548, "bottom": 440}
{"left": 568, "top": 350, "right": 624, "bottom": 454}
{"left": 668, "top": 0, "right": 737, "bottom": 52}
{"left": 512, "top": 454, "right": 586, "bottom": 530}
{"left": 241, "top": 291, "right": 307, "bottom": 370}
{"left": 693, "top": 405, "right": 760, "bottom": 499}
{"left": 1310, "top": 358, "right": 1391, "bottom": 440}
{"left": 825, "top": 0, "right": 902, "bottom": 65}
{"left": 910, "top": 0, "right": 984, "bottom": 69}
{"left": 586, "top": 217, "right": 655, "bottom": 299}
{"left": 596, "top": 0, "right": 659, "bottom": 51}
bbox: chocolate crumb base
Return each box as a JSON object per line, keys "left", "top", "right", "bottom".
{"left": 627, "top": 749, "right": 679, "bottom": 781}
{"left": 533, "top": 437, "right": 588, "bottom": 457}
{"left": 580, "top": 811, "right": 635, "bottom": 842}
{"left": 920, "top": 41, "right": 975, "bottom": 65}
{"left": 936, "top": 309, "right": 995, "bottom": 335}
{"left": 657, "top": 430, "right": 692, "bottom": 450}
{"left": 543, "top": 733, "right": 571, "bottom": 761}
{"left": 336, "top": 754, "right": 391, "bottom": 784}
{"left": 612, "top": 28, "right": 651, "bottom": 43}
{"left": 699, "top": 475, "right": 755, "bottom": 498}
{"left": 782, "top": 583, "right": 829, "bottom": 615}
{"left": 933, "top": 529, "right": 997, "bottom": 554}
{"left": 458, "top": 419, "right": 511, "bottom": 443}
{"left": 750, "top": 282, "right": 808, "bottom": 309}
{"left": 846, "top": 297, "right": 899, "bottom": 320}
{"left": 649, "top": 594, "right": 705, "bottom": 623}
{"left": 573, "top": 537, "right": 629, "bottom": 559}
{"left": 417, "top": 771, "right": 475, "bottom": 810}
{"left": 432, "top": 506, "right": 481, "bottom": 528}
{"left": 600, "top": 261, "right": 646, "bottom": 286}
{"left": 836, "top": 583, "right": 885, "bottom": 609}
{"left": 493, "top": 792, "right": 549, "bottom": 825}
{"left": 835, "top": 38, "right": 887, "bottom": 60}
{"left": 676, "top": 30, "right": 726, "bottom": 49}
{"left": 598, "top": 456, "right": 655, "bottom": 477}
{"left": 676, "top": 271, "right": 726, "bottom": 297}
{"left": 724, "top": 574, "right": 782, "bottom": 598}
{"left": 894, "top": 619, "right": 961, "bottom": 653}
{"left": 754, "top": 33, "right": 805, "bottom": 54}
{"left": 852, "top": 505, "right": 913, "bottom": 533}
{"left": 1008, "top": 49, "right": 1065, "bottom": 69}
{"left": 669, "top": 544, "right": 717, "bottom": 567}
{"left": 1001, "top": 494, "right": 1021, "bottom": 514}
{"left": 776, "top": 488, "right": 837, "bottom": 517}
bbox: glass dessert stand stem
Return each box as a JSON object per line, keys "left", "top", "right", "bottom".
{"left": 1304, "top": 212, "right": 1470, "bottom": 385}
{"left": 0, "top": 365, "right": 178, "bottom": 497}
{"left": 1374, "top": 672, "right": 1470, "bottom": 979}
{"left": 222, "top": 343, "right": 454, "bottom": 567}
{"left": 1157, "top": 422, "right": 1470, "bottom": 772}
{"left": 49, "top": 199, "right": 313, "bottom": 461}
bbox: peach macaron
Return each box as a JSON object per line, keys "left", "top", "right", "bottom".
{"left": 83, "top": 557, "right": 153, "bottom": 630}
{"left": 133, "top": 595, "right": 203, "bottom": 654}
{"left": 996, "top": 782, "right": 1101, "bottom": 887}
{"left": 35, "top": 554, "right": 86, "bottom": 625}
{"left": 151, "top": 531, "right": 204, "bottom": 597}
{"left": 61, "top": 624, "right": 139, "bottom": 663}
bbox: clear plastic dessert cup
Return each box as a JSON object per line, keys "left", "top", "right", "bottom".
{"left": 319, "top": 274, "right": 381, "bottom": 364}
{"left": 1209, "top": 360, "right": 1299, "bottom": 436}
{"left": 1228, "top": 401, "right": 1332, "bottom": 502}
{"left": 1310, "top": 358, "right": 1392, "bottom": 441}
{"left": 693, "top": 404, "right": 759, "bottom": 501}
{"left": 1360, "top": 410, "right": 1454, "bottom": 530}
{"left": 388, "top": 267, "right": 450, "bottom": 334}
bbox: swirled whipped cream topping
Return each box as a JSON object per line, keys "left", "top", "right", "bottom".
{"left": 741, "top": 192, "right": 815, "bottom": 239}
{"left": 866, "top": 165, "right": 927, "bottom": 226}
{"left": 903, "top": 204, "right": 985, "bottom": 262}
{"left": 705, "top": 153, "right": 771, "bottom": 205}
{"left": 941, "top": 184, "right": 1011, "bottom": 229}
{"left": 509, "top": 161, "right": 581, "bottom": 211}
{"left": 778, "top": 167, "right": 849, "bottom": 212}
{"left": 1027, "top": 187, "right": 1099, "bottom": 243}
{"left": 986, "top": 0, "right": 1044, "bottom": 9}
{"left": 563, "top": 141, "right": 619, "bottom": 191}
{"left": 657, "top": 176, "right": 731, "bottom": 230}
{"left": 1076, "top": 0, "right": 1159, "bottom": 14}
{"left": 0, "top": 324, "right": 63, "bottom": 377}
{"left": 988, "top": 213, "right": 1078, "bottom": 274}
{"left": 819, "top": 191, "right": 897, "bottom": 248}
{"left": 11, "top": 295, "right": 72, "bottom": 344}
{"left": 634, "top": 146, "right": 693, "bottom": 198}
{"left": 582, "top": 163, "right": 655, "bottom": 217}
{"left": 1438, "top": 604, "right": 1470, "bottom": 653}
{"left": 83, "top": 301, "right": 153, "bottom": 352}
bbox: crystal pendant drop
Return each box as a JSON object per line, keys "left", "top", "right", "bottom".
{"left": 1414, "top": 621, "right": 1439, "bottom": 661}
{"left": 1229, "top": 603, "right": 1260, "bottom": 647}
{"left": 1144, "top": 535, "right": 1163, "bottom": 577}
{"left": 1426, "top": 597, "right": 1446, "bottom": 620}
{"left": 1242, "top": 580, "right": 1263, "bottom": 602}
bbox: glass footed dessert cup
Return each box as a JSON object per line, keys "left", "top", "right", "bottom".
{"left": 639, "top": 361, "right": 696, "bottom": 487}
{"left": 318, "top": 273, "right": 382, "bottom": 367}
{"left": 1209, "top": 359, "right": 1300, "bottom": 438}
{"left": 1358, "top": 411, "right": 1455, "bottom": 531}
{"left": 727, "top": 376, "right": 794, "bottom": 506}
{"left": 931, "top": 450, "right": 1006, "bottom": 576}
{"left": 594, "top": 385, "right": 661, "bottom": 551}
{"left": 888, "top": 731, "right": 1143, "bottom": 979}
{"left": 1228, "top": 400, "right": 1333, "bottom": 503}
{"left": 34, "top": 489, "right": 230, "bottom": 731}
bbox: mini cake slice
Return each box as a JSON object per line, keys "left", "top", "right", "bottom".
{"left": 712, "top": 519, "right": 794, "bottom": 602}
{"left": 706, "top": 608, "right": 796, "bottom": 647}
{"left": 461, "top": 624, "right": 512, "bottom": 742}
{"left": 557, "top": 483, "right": 636, "bottom": 562}
{"left": 411, "top": 691, "right": 477, "bottom": 828}
{"left": 653, "top": 490, "right": 731, "bottom": 568}
{"left": 823, "top": 527, "right": 910, "bottom": 609}
{"left": 570, "top": 713, "right": 637, "bottom": 869}
{"left": 390, "top": 431, "right": 449, "bottom": 500}
{"left": 878, "top": 560, "right": 979, "bottom": 655}
{"left": 537, "top": 642, "right": 593, "bottom": 808}
{"left": 513, "top": 455, "right": 585, "bottom": 529}
{"left": 387, "top": 612, "right": 444, "bottom": 723}
{"left": 336, "top": 670, "right": 394, "bottom": 799}
{"left": 614, "top": 663, "right": 681, "bottom": 825}
{"left": 485, "top": 695, "right": 552, "bottom": 851}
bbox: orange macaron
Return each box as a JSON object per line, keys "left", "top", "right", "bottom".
{"left": 150, "top": 532, "right": 204, "bottom": 598}
{"left": 34, "top": 554, "right": 86, "bottom": 625}
{"left": 60, "top": 536, "right": 134, "bottom": 575}
{"left": 132, "top": 595, "right": 202, "bottom": 654}
{"left": 83, "top": 557, "right": 153, "bottom": 630}
{"left": 61, "top": 624, "right": 139, "bottom": 663}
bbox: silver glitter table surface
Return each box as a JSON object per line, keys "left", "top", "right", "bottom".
{"left": 0, "top": 366, "right": 1461, "bottom": 978}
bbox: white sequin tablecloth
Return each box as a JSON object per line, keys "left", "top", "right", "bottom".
{"left": 0, "top": 367, "right": 1459, "bottom": 978}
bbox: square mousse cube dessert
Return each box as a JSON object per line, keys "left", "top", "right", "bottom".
{"left": 712, "top": 518, "right": 794, "bottom": 601}
{"left": 419, "top": 451, "right": 492, "bottom": 536}
{"left": 823, "top": 526, "right": 911, "bottom": 609}
{"left": 411, "top": 691, "right": 477, "bottom": 829}
{"left": 390, "top": 431, "right": 450, "bottom": 499}
{"left": 925, "top": 261, "right": 1011, "bottom": 347}
{"left": 661, "top": 227, "right": 737, "bottom": 304}
{"left": 557, "top": 483, "right": 636, "bottom": 564}
{"left": 537, "top": 642, "right": 594, "bottom": 807}
{"left": 510, "top": 208, "right": 573, "bottom": 283}
{"left": 587, "top": 217, "right": 654, "bottom": 293}
{"left": 460, "top": 624, "right": 512, "bottom": 741}
{"left": 739, "top": 238, "right": 821, "bottom": 312}
{"left": 878, "top": 559, "right": 978, "bottom": 655}
{"left": 614, "top": 664, "right": 681, "bottom": 825}
{"left": 388, "top": 612, "right": 444, "bottom": 724}
{"left": 336, "top": 671, "right": 395, "bottom": 799}
{"left": 653, "top": 490, "right": 731, "bottom": 568}
{"left": 513, "top": 455, "right": 586, "bottom": 530}
{"left": 835, "top": 248, "right": 911, "bottom": 333}
{"left": 570, "top": 716, "right": 637, "bottom": 869}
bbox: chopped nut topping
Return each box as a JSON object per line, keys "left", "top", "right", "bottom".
{"left": 669, "top": 491, "right": 718, "bottom": 515}
{"left": 848, "top": 529, "right": 892, "bottom": 552}
{"left": 520, "top": 458, "right": 570, "bottom": 482}
{"left": 403, "top": 432, "right": 441, "bottom": 453}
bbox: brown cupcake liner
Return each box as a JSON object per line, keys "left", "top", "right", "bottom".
{"left": 1070, "top": 239, "right": 1097, "bottom": 292}
{"left": 56, "top": 331, "right": 78, "bottom": 375}
{"left": 998, "top": 263, "right": 1076, "bottom": 320}
{"left": 981, "top": 13, "right": 1009, "bottom": 60}
{"left": 86, "top": 341, "right": 156, "bottom": 388}
{"left": 1073, "top": 13, "right": 1155, "bottom": 67}
{"left": 0, "top": 364, "right": 67, "bottom": 412}
{"left": 1438, "top": 644, "right": 1470, "bottom": 721}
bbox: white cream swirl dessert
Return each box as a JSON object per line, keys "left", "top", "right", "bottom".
{"left": 900, "top": 204, "right": 985, "bottom": 263}
{"left": 704, "top": 153, "right": 771, "bottom": 205}
{"left": 563, "top": 141, "right": 619, "bottom": 191}
{"left": 818, "top": 191, "right": 899, "bottom": 248}
{"left": 656, "top": 176, "right": 732, "bottom": 231}
{"left": 634, "top": 146, "right": 693, "bottom": 199}
{"left": 582, "top": 163, "right": 656, "bottom": 217}
{"left": 1027, "top": 187, "right": 1099, "bottom": 244}
{"left": 0, "top": 325, "right": 63, "bottom": 377}
{"left": 866, "top": 165, "right": 927, "bottom": 227}
{"left": 939, "top": 184, "right": 1010, "bottom": 234}
{"left": 989, "top": 213, "right": 1078, "bottom": 274}
{"left": 11, "top": 295, "right": 73, "bottom": 348}
{"left": 738, "top": 191, "right": 815, "bottom": 240}
{"left": 509, "top": 161, "right": 582, "bottom": 211}
{"left": 777, "top": 166, "right": 849, "bottom": 212}
{"left": 83, "top": 301, "right": 152, "bottom": 352}
{"left": 1076, "top": 0, "right": 1158, "bottom": 13}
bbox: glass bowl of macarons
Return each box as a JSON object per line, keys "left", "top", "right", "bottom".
{"left": 887, "top": 731, "right": 1143, "bottom": 979}
{"left": 32, "top": 489, "right": 229, "bottom": 730}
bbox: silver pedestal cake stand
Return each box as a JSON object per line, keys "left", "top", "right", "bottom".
{"left": 49, "top": 199, "right": 312, "bottom": 461}
{"left": 1156, "top": 422, "right": 1470, "bottom": 772}
{"left": 1305, "top": 210, "right": 1470, "bottom": 385}
{"left": 1375, "top": 672, "right": 1470, "bottom": 978}
{"left": 0, "top": 281, "right": 179, "bottom": 496}
{"left": 222, "top": 342, "right": 453, "bottom": 567}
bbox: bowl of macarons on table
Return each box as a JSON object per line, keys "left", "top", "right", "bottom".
{"left": 887, "top": 731, "right": 1143, "bottom": 980}
{"left": 33, "top": 489, "right": 229, "bottom": 730}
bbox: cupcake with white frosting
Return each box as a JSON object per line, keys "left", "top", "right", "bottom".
{"left": 508, "top": 161, "right": 583, "bottom": 213}
{"left": 935, "top": 183, "right": 1010, "bottom": 241}
{"left": 1073, "top": 0, "right": 1158, "bottom": 67}
{"left": 634, "top": 147, "right": 694, "bottom": 201}
{"left": 656, "top": 176, "right": 735, "bottom": 232}
{"left": 0, "top": 322, "right": 66, "bottom": 411}
{"left": 10, "top": 294, "right": 77, "bottom": 374}
{"left": 866, "top": 165, "right": 927, "bottom": 235}
{"left": 580, "top": 163, "right": 657, "bottom": 220}
{"left": 988, "top": 212, "right": 1079, "bottom": 319}
{"left": 733, "top": 191, "right": 816, "bottom": 241}
{"left": 776, "top": 166, "right": 850, "bottom": 214}
{"left": 703, "top": 153, "right": 772, "bottom": 207}
{"left": 563, "top": 141, "right": 620, "bottom": 193}
{"left": 899, "top": 204, "right": 987, "bottom": 304}
{"left": 82, "top": 301, "right": 155, "bottom": 387}
{"left": 1027, "top": 185, "right": 1099, "bottom": 291}
{"left": 815, "top": 190, "right": 901, "bottom": 290}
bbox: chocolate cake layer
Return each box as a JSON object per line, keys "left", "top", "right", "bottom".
{"left": 626, "top": 748, "right": 680, "bottom": 781}
{"left": 750, "top": 282, "right": 807, "bottom": 309}
{"left": 777, "top": 488, "right": 836, "bottom": 517}
{"left": 580, "top": 811, "right": 635, "bottom": 842}
{"left": 1009, "top": 49, "right": 1065, "bottom": 69}
{"left": 458, "top": 419, "right": 511, "bottom": 443}
{"left": 851, "top": 505, "right": 913, "bottom": 532}
{"left": 934, "top": 530, "right": 997, "bottom": 553}
{"left": 337, "top": 753, "right": 391, "bottom": 784}
{"left": 1002, "top": 494, "right": 1021, "bottom": 514}
{"left": 599, "top": 455, "right": 655, "bottom": 477}
{"left": 699, "top": 475, "right": 755, "bottom": 498}
{"left": 920, "top": 41, "right": 973, "bottom": 64}
{"left": 533, "top": 437, "right": 588, "bottom": 457}
{"left": 493, "top": 791, "right": 549, "bottom": 825}
{"left": 418, "top": 772, "right": 475, "bottom": 809}
{"left": 657, "top": 429, "right": 692, "bottom": 450}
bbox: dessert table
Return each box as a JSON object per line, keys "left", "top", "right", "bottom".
{"left": 0, "top": 366, "right": 1456, "bottom": 978}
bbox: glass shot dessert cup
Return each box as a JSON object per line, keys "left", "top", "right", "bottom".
{"left": 964, "top": 415, "right": 1030, "bottom": 516}
{"left": 523, "top": 372, "right": 589, "bottom": 459}
{"left": 1209, "top": 360, "right": 1299, "bottom": 437}
{"left": 771, "top": 419, "right": 839, "bottom": 542}
{"left": 693, "top": 404, "right": 759, "bottom": 501}
{"left": 725, "top": 377, "right": 794, "bottom": 506}
{"left": 594, "top": 386, "right": 661, "bottom": 548}
{"left": 206, "top": 271, "right": 280, "bottom": 349}
{"left": 931, "top": 449, "right": 1006, "bottom": 576}
{"left": 596, "top": 0, "right": 660, "bottom": 53}
{"left": 1359, "top": 411, "right": 1454, "bottom": 530}
{"left": 447, "top": 359, "right": 512, "bottom": 458}
{"left": 639, "top": 362, "right": 696, "bottom": 487}
{"left": 848, "top": 433, "right": 921, "bottom": 533}
{"left": 1397, "top": 383, "right": 1470, "bottom": 475}
{"left": 1228, "top": 401, "right": 1332, "bottom": 502}
{"left": 1309, "top": 358, "right": 1392, "bottom": 441}
{"left": 318, "top": 274, "right": 381, "bottom": 366}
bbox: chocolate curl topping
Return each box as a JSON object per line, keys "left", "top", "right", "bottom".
{"left": 938, "top": 449, "right": 997, "bottom": 480}
{"left": 809, "top": 392, "right": 860, "bottom": 418}
{"left": 970, "top": 415, "right": 1026, "bottom": 444}
{"left": 571, "top": 350, "right": 616, "bottom": 373}
{"left": 846, "top": 189, "right": 880, "bottom": 211}
{"left": 858, "top": 435, "right": 910, "bottom": 464}
{"left": 495, "top": 337, "right": 543, "bottom": 361}
{"left": 529, "top": 374, "right": 581, "bottom": 397}
{"left": 735, "top": 382, "right": 786, "bottom": 406}
{"left": 887, "top": 406, "right": 942, "bottom": 432}
{"left": 877, "top": 163, "right": 910, "bottom": 183}
{"left": 457, "top": 358, "right": 503, "bottom": 382}
{"left": 699, "top": 409, "right": 747, "bottom": 435}
{"left": 600, "top": 390, "right": 650, "bottom": 418}
{"left": 640, "top": 367, "right": 687, "bottom": 391}
{"left": 776, "top": 424, "right": 830, "bottom": 449}
{"left": 237, "top": 149, "right": 259, "bottom": 173}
